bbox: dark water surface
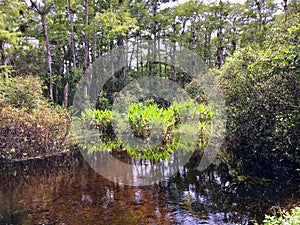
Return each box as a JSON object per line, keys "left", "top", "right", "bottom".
{"left": 0, "top": 151, "right": 299, "bottom": 225}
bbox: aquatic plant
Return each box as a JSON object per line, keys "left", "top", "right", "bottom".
{"left": 255, "top": 206, "right": 300, "bottom": 225}
{"left": 84, "top": 100, "right": 213, "bottom": 162}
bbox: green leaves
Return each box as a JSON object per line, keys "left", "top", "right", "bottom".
{"left": 126, "top": 102, "right": 175, "bottom": 137}
{"left": 94, "top": 9, "right": 138, "bottom": 40}
{"left": 256, "top": 206, "right": 300, "bottom": 225}
{"left": 0, "top": 0, "right": 25, "bottom": 43}
{"left": 220, "top": 24, "right": 300, "bottom": 180}
{"left": 84, "top": 99, "right": 213, "bottom": 163}
{"left": 0, "top": 75, "right": 45, "bottom": 110}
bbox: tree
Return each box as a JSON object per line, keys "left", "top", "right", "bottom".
{"left": 29, "top": 0, "right": 54, "bottom": 100}
{"left": 212, "top": 0, "right": 231, "bottom": 68}
{"left": 241, "top": 0, "right": 277, "bottom": 46}
{"left": 0, "top": 0, "right": 26, "bottom": 77}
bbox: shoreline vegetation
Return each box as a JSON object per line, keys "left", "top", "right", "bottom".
{"left": 0, "top": 0, "right": 298, "bottom": 180}
{"left": 0, "top": 148, "right": 76, "bottom": 163}
{"left": 0, "top": 76, "right": 73, "bottom": 162}
{"left": 255, "top": 206, "right": 300, "bottom": 225}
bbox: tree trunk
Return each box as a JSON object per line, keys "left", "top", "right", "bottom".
{"left": 283, "top": 0, "right": 288, "bottom": 25}
{"left": 123, "top": 38, "right": 128, "bottom": 79}
{"left": 217, "top": 28, "right": 224, "bottom": 69}
{"left": 255, "top": 0, "right": 263, "bottom": 30}
{"left": 63, "top": 0, "right": 77, "bottom": 107}
{"left": 41, "top": 13, "right": 53, "bottom": 100}
{"left": 0, "top": 42, "right": 9, "bottom": 78}
{"left": 230, "top": 17, "right": 237, "bottom": 55}
{"left": 82, "top": 0, "right": 89, "bottom": 98}
{"left": 217, "top": 1, "right": 224, "bottom": 69}
{"left": 30, "top": 0, "right": 53, "bottom": 100}
{"left": 63, "top": 82, "right": 69, "bottom": 107}
{"left": 83, "top": 0, "right": 89, "bottom": 73}
{"left": 69, "top": 0, "right": 76, "bottom": 68}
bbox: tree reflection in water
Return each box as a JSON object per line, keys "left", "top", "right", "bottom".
{"left": 0, "top": 151, "right": 299, "bottom": 225}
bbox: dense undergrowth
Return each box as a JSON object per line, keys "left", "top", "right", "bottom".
{"left": 0, "top": 76, "right": 71, "bottom": 161}
{"left": 219, "top": 23, "right": 300, "bottom": 180}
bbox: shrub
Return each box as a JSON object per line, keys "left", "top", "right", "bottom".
{"left": 220, "top": 44, "right": 300, "bottom": 179}
{"left": 0, "top": 76, "right": 71, "bottom": 161}
{"left": 184, "top": 79, "right": 207, "bottom": 104}
{"left": 0, "top": 75, "right": 44, "bottom": 110}
{"left": 255, "top": 206, "right": 300, "bottom": 225}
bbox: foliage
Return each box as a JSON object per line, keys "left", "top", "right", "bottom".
{"left": 184, "top": 79, "right": 207, "bottom": 104}
{"left": 84, "top": 100, "right": 213, "bottom": 162}
{"left": 85, "top": 108, "right": 115, "bottom": 142}
{"left": 0, "top": 76, "right": 71, "bottom": 160}
{"left": 0, "top": 0, "right": 26, "bottom": 76}
{"left": 94, "top": 8, "right": 138, "bottom": 40}
{"left": 0, "top": 0, "right": 290, "bottom": 104}
{"left": 126, "top": 102, "right": 175, "bottom": 137}
{"left": 255, "top": 206, "right": 300, "bottom": 225}
{"left": 220, "top": 32, "right": 300, "bottom": 179}
{"left": 0, "top": 75, "right": 44, "bottom": 110}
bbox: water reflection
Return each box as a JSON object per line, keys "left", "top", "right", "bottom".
{"left": 81, "top": 148, "right": 195, "bottom": 186}
{"left": 0, "top": 151, "right": 299, "bottom": 225}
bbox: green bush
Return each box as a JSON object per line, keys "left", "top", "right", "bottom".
{"left": 0, "top": 76, "right": 71, "bottom": 160}
{"left": 220, "top": 41, "right": 300, "bottom": 179}
{"left": 255, "top": 206, "right": 300, "bottom": 225}
{"left": 126, "top": 102, "right": 175, "bottom": 137}
{"left": 184, "top": 79, "right": 207, "bottom": 104}
{"left": 0, "top": 75, "right": 44, "bottom": 110}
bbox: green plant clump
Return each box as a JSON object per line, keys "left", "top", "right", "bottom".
{"left": 255, "top": 206, "right": 300, "bottom": 225}
{"left": 84, "top": 100, "right": 213, "bottom": 162}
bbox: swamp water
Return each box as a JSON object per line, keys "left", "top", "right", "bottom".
{"left": 0, "top": 150, "right": 299, "bottom": 225}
